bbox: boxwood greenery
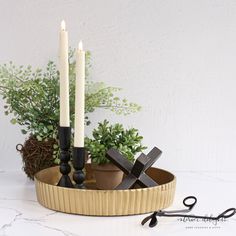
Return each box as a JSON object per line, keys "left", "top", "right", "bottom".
{"left": 85, "top": 120, "right": 147, "bottom": 164}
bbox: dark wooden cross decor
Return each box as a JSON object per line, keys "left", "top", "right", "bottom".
{"left": 106, "top": 147, "right": 162, "bottom": 190}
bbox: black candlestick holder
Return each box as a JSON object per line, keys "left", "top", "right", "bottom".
{"left": 73, "top": 147, "right": 86, "bottom": 189}
{"left": 57, "top": 126, "right": 74, "bottom": 188}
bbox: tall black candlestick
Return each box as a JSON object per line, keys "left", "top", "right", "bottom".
{"left": 73, "top": 147, "right": 86, "bottom": 189}
{"left": 57, "top": 126, "right": 74, "bottom": 188}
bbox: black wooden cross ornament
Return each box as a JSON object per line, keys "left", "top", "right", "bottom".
{"left": 106, "top": 147, "right": 162, "bottom": 190}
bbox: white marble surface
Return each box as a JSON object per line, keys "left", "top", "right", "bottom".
{"left": 0, "top": 170, "right": 236, "bottom": 236}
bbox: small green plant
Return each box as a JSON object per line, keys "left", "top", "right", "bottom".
{"left": 85, "top": 120, "right": 147, "bottom": 164}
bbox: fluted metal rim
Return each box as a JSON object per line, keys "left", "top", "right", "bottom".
{"left": 35, "top": 165, "right": 176, "bottom": 216}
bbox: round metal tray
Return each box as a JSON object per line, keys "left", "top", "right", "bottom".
{"left": 34, "top": 164, "right": 176, "bottom": 216}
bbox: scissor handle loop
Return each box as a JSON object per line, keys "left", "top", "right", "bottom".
{"left": 183, "top": 196, "right": 197, "bottom": 211}
{"left": 217, "top": 208, "right": 236, "bottom": 219}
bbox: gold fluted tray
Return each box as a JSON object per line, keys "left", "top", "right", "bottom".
{"left": 34, "top": 164, "right": 176, "bottom": 216}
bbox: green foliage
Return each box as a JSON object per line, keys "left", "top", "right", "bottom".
{"left": 0, "top": 50, "right": 141, "bottom": 141}
{"left": 0, "top": 61, "right": 59, "bottom": 140}
{"left": 85, "top": 120, "right": 147, "bottom": 164}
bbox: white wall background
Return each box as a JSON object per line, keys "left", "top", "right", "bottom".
{"left": 1, "top": 0, "right": 236, "bottom": 172}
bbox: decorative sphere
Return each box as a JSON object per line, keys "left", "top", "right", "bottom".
{"left": 60, "top": 163, "right": 71, "bottom": 175}
{"left": 60, "top": 151, "right": 70, "bottom": 162}
{"left": 73, "top": 170, "right": 85, "bottom": 184}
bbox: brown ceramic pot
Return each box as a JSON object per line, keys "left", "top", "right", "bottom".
{"left": 92, "top": 163, "right": 123, "bottom": 190}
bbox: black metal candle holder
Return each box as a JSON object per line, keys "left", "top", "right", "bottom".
{"left": 57, "top": 126, "right": 74, "bottom": 188}
{"left": 73, "top": 147, "right": 86, "bottom": 189}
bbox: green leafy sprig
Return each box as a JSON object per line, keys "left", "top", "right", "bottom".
{"left": 0, "top": 50, "right": 141, "bottom": 141}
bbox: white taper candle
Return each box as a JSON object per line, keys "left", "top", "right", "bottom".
{"left": 74, "top": 41, "right": 85, "bottom": 147}
{"left": 59, "top": 20, "right": 70, "bottom": 127}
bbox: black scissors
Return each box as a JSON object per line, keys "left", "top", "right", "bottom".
{"left": 141, "top": 196, "right": 236, "bottom": 228}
